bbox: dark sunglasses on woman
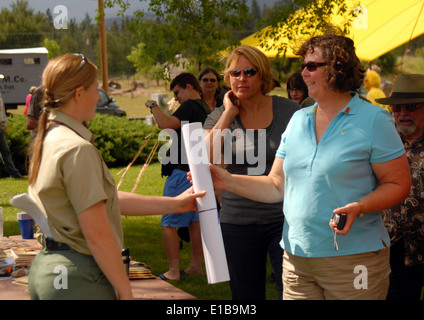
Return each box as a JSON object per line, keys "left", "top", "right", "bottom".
{"left": 229, "top": 68, "right": 258, "bottom": 78}
{"left": 301, "top": 61, "right": 328, "bottom": 72}
{"left": 201, "top": 78, "right": 217, "bottom": 83}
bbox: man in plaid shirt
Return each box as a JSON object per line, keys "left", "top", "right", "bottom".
{"left": 378, "top": 74, "right": 424, "bottom": 300}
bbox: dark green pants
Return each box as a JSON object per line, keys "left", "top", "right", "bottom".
{"left": 29, "top": 246, "right": 117, "bottom": 300}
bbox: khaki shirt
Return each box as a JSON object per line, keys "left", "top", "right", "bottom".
{"left": 29, "top": 110, "right": 123, "bottom": 255}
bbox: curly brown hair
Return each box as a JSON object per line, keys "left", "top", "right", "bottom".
{"left": 296, "top": 32, "right": 364, "bottom": 93}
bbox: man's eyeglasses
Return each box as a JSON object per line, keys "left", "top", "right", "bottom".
{"left": 229, "top": 68, "right": 258, "bottom": 78}
{"left": 392, "top": 104, "right": 423, "bottom": 113}
{"left": 73, "top": 53, "right": 88, "bottom": 71}
{"left": 300, "top": 61, "right": 328, "bottom": 72}
{"left": 201, "top": 78, "right": 217, "bottom": 83}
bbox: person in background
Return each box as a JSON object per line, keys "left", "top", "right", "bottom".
{"left": 376, "top": 74, "right": 424, "bottom": 300}
{"left": 28, "top": 54, "right": 205, "bottom": 300}
{"left": 207, "top": 31, "right": 411, "bottom": 300}
{"left": 26, "top": 86, "right": 43, "bottom": 158}
{"left": 199, "top": 67, "right": 223, "bottom": 112}
{"left": 271, "top": 68, "right": 282, "bottom": 90}
{"left": 364, "top": 69, "right": 390, "bottom": 113}
{"left": 177, "top": 67, "right": 223, "bottom": 248}
{"left": 204, "top": 45, "right": 299, "bottom": 300}
{"left": 370, "top": 64, "right": 392, "bottom": 97}
{"left": 0, "top": 92, "right": 22, "bottom": 178}
{"left": 24, "top": 86, "right": 37, "bottom": 116}
{"left": 286, "top": 69, "right": 315, "bottom": 108}
{"left": 145, "top": 72, "right": 210, "bottom": 281}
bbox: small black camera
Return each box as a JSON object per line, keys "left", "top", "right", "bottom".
{"left": 333, "top": 213, "right": 346, "bottom": 230}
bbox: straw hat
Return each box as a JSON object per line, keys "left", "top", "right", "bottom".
{"left": 375, "top": 74, "right": 424, "bottom": 105}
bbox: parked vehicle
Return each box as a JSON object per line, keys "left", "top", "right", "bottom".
{"left": 0, "top": 47, "right": 48, "bottom": 110}
{"left": 96, "top": 88, "right": 126, "bottom": 117}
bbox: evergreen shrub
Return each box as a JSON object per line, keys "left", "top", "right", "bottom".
{"left": 88, "top": 114, "right": 160, "bottom": 167}
{"left": 1, "top": 114, "right": 160, "bottom": 176}
{"left": 2, "top": 115, "right": 29, "bottom": 176}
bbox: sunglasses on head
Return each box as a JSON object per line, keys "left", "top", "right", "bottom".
{"left": 229, "top": 68, "right": 258, "bottom": 78}
{"left": 73, "top": 53, "right": 88, "bottom": 71}
{"left": 301, "top": 61, "right": 328, "bottom": 72}
{"left": 392, "top": 104, "right": 422, "bottom": 113}
{"left": 201, "top": 78, "right": 217, "bottom": 83}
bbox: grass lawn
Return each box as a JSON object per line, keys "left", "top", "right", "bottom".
{"left": 1, "top": 162, "right": 280, "bottom": 300}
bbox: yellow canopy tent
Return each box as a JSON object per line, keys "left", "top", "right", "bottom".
{"left": 240, "top": 0, "right": 424, "bottom": 61}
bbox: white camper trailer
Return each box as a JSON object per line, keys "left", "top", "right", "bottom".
{"left": 0, "top": 47, "right": 48, "bottom": 110}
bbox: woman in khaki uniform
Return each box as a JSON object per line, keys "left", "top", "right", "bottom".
{"left": 27, "top": 54, "right": 205, "bottom": 300}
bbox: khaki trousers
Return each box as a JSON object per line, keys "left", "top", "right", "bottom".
{"left": 29, "top": 246, "right": 117, "bottom": 300}
{"left": 282, "top": 248, "right": 390, "bottom": 300}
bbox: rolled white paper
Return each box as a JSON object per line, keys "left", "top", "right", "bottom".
{"left": 181, "top": 122, "right": 230, "bottom": 284}
{"left": 10, "top": 193, "right": 53, "bottom": 238}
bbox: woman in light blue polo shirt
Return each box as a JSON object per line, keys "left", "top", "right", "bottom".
{"left": 207, "top": 30, "right": 411, "bottom": 300}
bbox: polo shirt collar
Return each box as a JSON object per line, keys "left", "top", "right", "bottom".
{"left": 309, "top": 93, "right": 360, "bottom": 117}
{"left": 343, "top": 93, "right": 360, "bottom": 115}
{"left": 48, "top": 110, "right": 95, "bottom": 143}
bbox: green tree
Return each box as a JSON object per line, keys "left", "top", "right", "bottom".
{"left": 60, "top": 36, "right": 79, "bottom": 55}
{"left": 79, "top": 13, "right": 100, "bottom": 62}
{"left": 0, "top": 0, "right": 50, "bottom": 49}
{"left": 43, "top": 38, "right": 61, "bottom": 59}
{"left": 250, "top": 0, "right": 262, "bottom": 22}
{"left": 127, "top": 42, "right": 156, "bottom": 74}
{"left": 0, "top": 0, "right": 141, "bottom": 77}
{"left": 127, "top": 43, "right": 163, "bottom": 85}
{"left": 105, "top": 19, "right": 137, "bottom": 76}
{"left": 238, "top": 0, "right": 262, "bottom": 40}
{"left": 104, "top": 0, "right": 250, "bottom": 75}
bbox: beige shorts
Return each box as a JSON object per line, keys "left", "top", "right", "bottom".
{"left": 283, "top": 248, "right": 390, "bottom": 300}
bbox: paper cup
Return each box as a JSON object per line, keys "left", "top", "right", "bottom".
{"left": 17, "top": 212, "right": 34, "bottom": 239}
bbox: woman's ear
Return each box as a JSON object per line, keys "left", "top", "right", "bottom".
{"left": 74, "top": 86, "right": 84, "bottom": 101}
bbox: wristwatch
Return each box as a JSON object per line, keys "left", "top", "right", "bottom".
{"left": 148, "top": 102, "right": 158, "bottom": 111}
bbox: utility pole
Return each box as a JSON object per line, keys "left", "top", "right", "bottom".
{"left": 98, "top": 0, "right": 108, "bottom": 94}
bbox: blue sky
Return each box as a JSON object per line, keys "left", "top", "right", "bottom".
{"left": 1, "top": 0, "right": 146, "bottom": 22}
{"left": 1, "top": 0, "right": 279, "bottom": 22}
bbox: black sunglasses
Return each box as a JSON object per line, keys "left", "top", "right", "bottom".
{"left": 229, "top": 68, "right": 258, "bottom": 78}
{"left": 301, "top": 61, "right": 328, "bottom": 72}
{"left": 392, "top": 104, "right": 422, "bottom": 113}
{"left": 201, "top": 78, "right": 217, "bottom": 83}
{"left": 73, "top": 53, "right": 88, "bottom": 71}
